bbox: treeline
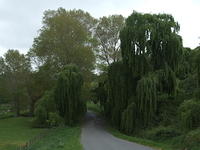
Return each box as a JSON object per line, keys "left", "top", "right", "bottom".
{"left": 0, "top": 7, "right": 199, "bottom": 149}
{"left": 94, "top": 13, "right": 200, "bottom": 149}
{"left": 0, "top": 8, "right": 125, "bottom": 124}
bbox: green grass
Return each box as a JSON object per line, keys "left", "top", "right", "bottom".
{"left": 30, "top": 126, "right": 83, "bottom": 150}
{"left": 108, "top": 127, "right": 176, "bottom": 150}
{"left": 87, "top": 101, "right": 101, "bottom": 113}
{"left": 0, "top": 117, "right": 45, "bottom": 150}
{"left": 0, "top": 117, "right": 83, "bottom": 150}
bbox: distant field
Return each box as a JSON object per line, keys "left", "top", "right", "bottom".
{"left": 0, "top": 117, "right": 45, "bottom": 150}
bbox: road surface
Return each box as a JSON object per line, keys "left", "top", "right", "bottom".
{"left": 81, "top": 111, "right": 155, "bottom": 150}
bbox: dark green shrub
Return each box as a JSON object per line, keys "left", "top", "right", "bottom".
{"left": 47, "top": 112, "right": 63, "bottom": 127}
{"left": 178, "top": 74, "right": 198, "bottom": 100}
{"left": 144, "top": 126, "right": 181, "bottom": 140}
{"left": 121, "top": 102, "right": 137, "bottom": 134}
{"left": 33, "top": 90, "right": 56, "bottom": 127}
{"left": 179, "top": 99, "right": 200, "bottom": 130}
{"left": 183, "top": 128, "right": 200, "bottom": 150}
{"left": 33, "top": 105, "right": 48, "bottom": 127}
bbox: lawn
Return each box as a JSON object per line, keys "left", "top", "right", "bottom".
{"left": 30, "top": 127, "right": 83, "bottom": 150}
{"left": 0, "top": 117, "right": 45, "bottom": 150}
{"left": 0, "top": 117, "right": 83, "bottom": 150}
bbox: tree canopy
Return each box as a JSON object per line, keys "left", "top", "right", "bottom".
{"left": 97, "top": 12, "right": 184, "bottom": 133}
{"left": 95, "top": 15, "right": 125, "bottom": 67}
{"left": 31, "top": 8, "right": 95, "bottom": 80}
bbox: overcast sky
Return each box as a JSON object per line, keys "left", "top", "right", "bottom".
{"left": 0, "top": 0, "right": 200, "bottom": 56}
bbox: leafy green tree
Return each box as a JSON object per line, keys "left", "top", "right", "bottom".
{"left": 2, "top": 50, "right": 31, "bottom": 116}
{"left": 54, "top": 65, "right": 86, "bottom": 126}
{"left": 95, "top": 15, "right": 125, "bottom": 66}
{"left": 67, "top": 9, "right": 97, "bottom": 36}
{"left": 31, "top": 8, "right": 95, "bottom": 79}
{"left": 0, "top": 57, "right": 9, "bottom": 104}
{"left": 26, "top": 70, "right": 51, "bottom": 116}
{"left": 29, "top": 8, "right": 96, "bottom": 105}
{"left": 100, "top": 12, "right": 183, "bottom": 133}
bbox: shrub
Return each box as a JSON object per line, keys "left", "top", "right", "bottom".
{"left": 144, "top": 126, "right": 181, "bottom": 140}
{"left": 47, "top": 112, "right": 63, "bottom": 127}
{"left": 178, "top": 99, "right": 200, "bottom": 130}
{"left": 178, "top": 74, "right": 197, "bottom": 100}
{"left": 33, "top": 90, "right": 56, "bottom": 127}
{"left": 183, "top": 128, "right": 200, "bottom": 150}
{"left": 33, "top": 105, "right": 48, "bottom": 127}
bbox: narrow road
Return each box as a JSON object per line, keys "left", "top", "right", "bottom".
{"left": 81, "top": 111, "right": 155, "bottom": 150}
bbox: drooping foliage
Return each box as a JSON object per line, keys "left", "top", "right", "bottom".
{"left": 106, "top": 62, "right": 128, "bottom": 127}
{"left": 136, "top": 74, "right": 158, "bottom": 126}
{"left": 33, "top": 90, "right": 60, "bottom": 127}
{"left": 179, "top": 99, "right": 200, "bottom": 130}
{"left": 156, "top": 65, "right": 177, "bottom": 96}
{"left": 194, "top": 48, "right": 200, "bottom": 99}
{"left": 97, "top": 12, "right": 183, "bottom": 134}
{"left": 121, "top": 102, "right": 137, "bottom": 134}
{"left": 176, "top": 48, "right": 193, "bottom": 80}
{"left": 195, "top": 49, "right": 200, "bottom": 87}
{"left": 54, "top": 65, "right": 86, "bottom": 126}
{"left": 120, "top": 13, "right": 182, "bottom": 74}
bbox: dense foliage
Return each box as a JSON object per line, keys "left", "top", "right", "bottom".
{"left": 98, "top": 12, "right": 183, "bottom": 133}
{"left": 93, "top": 12, "right": 200, "bottom": 150}
{"left": 54, "top": 65, "right": 86, "bottom": 126}
{"left": 0, "top": 7, "right": 200, "bottom": 150}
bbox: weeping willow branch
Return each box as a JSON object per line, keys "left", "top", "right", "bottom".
{"left": 54, "top": 65, "right": 86, "bottom": 126}
{"left": 136, "top": 74, "right": 157, "bottom": 126}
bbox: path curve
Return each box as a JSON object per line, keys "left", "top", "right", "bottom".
{"left": 81, "top": 111, "right": 155, "bottom": 150}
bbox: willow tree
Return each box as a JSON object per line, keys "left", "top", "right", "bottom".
{"left": 54, "top": 65, "right": 86, "bottom": 125}
{"left": 194, "top": 49, "right": 200, "bottom": 99}
{"left": 106, "top": 62, "right": 128, "bottom": 128}
{"left": 103, "top": 12, "right": 183, "bottom": 133}
{"left": 196, "top": 51, "right": 200, "bottom": 88}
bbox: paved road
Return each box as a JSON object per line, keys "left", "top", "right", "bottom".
{"left": 81, "top": 111, "right": 155, "bottom": 150}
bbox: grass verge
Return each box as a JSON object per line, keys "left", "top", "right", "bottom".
{"left": 0, "top": 117, "right": 83, "bottom": 150}
{"left": 0, "top": 117, "right": 45, "bottom": 150}
{"left": 30, "top": 126, "right": 83, "bottom": 150}
{"left": 107, "top": 127, "right": 176, "bottom": 150}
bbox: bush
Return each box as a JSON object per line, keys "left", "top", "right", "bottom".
{"left": 183, "top": 128, "right": 200, "bottom": 150}
{"left": 144, "top": 126, "right": 181, "bottom": 140}
{"left": 32, "top": 105, "right": 48, "bottom": 127}
{"left": 33, "top": 90, "right": 57, "bottom": 128}
{"left": 179, "top": 99, "right": 200, "bottom": 130}
{"left": 47, "top": 112, "right": 63, "bottom": 127}
{"left": 178, "top": 74, "right": 197, "bottom": 100}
